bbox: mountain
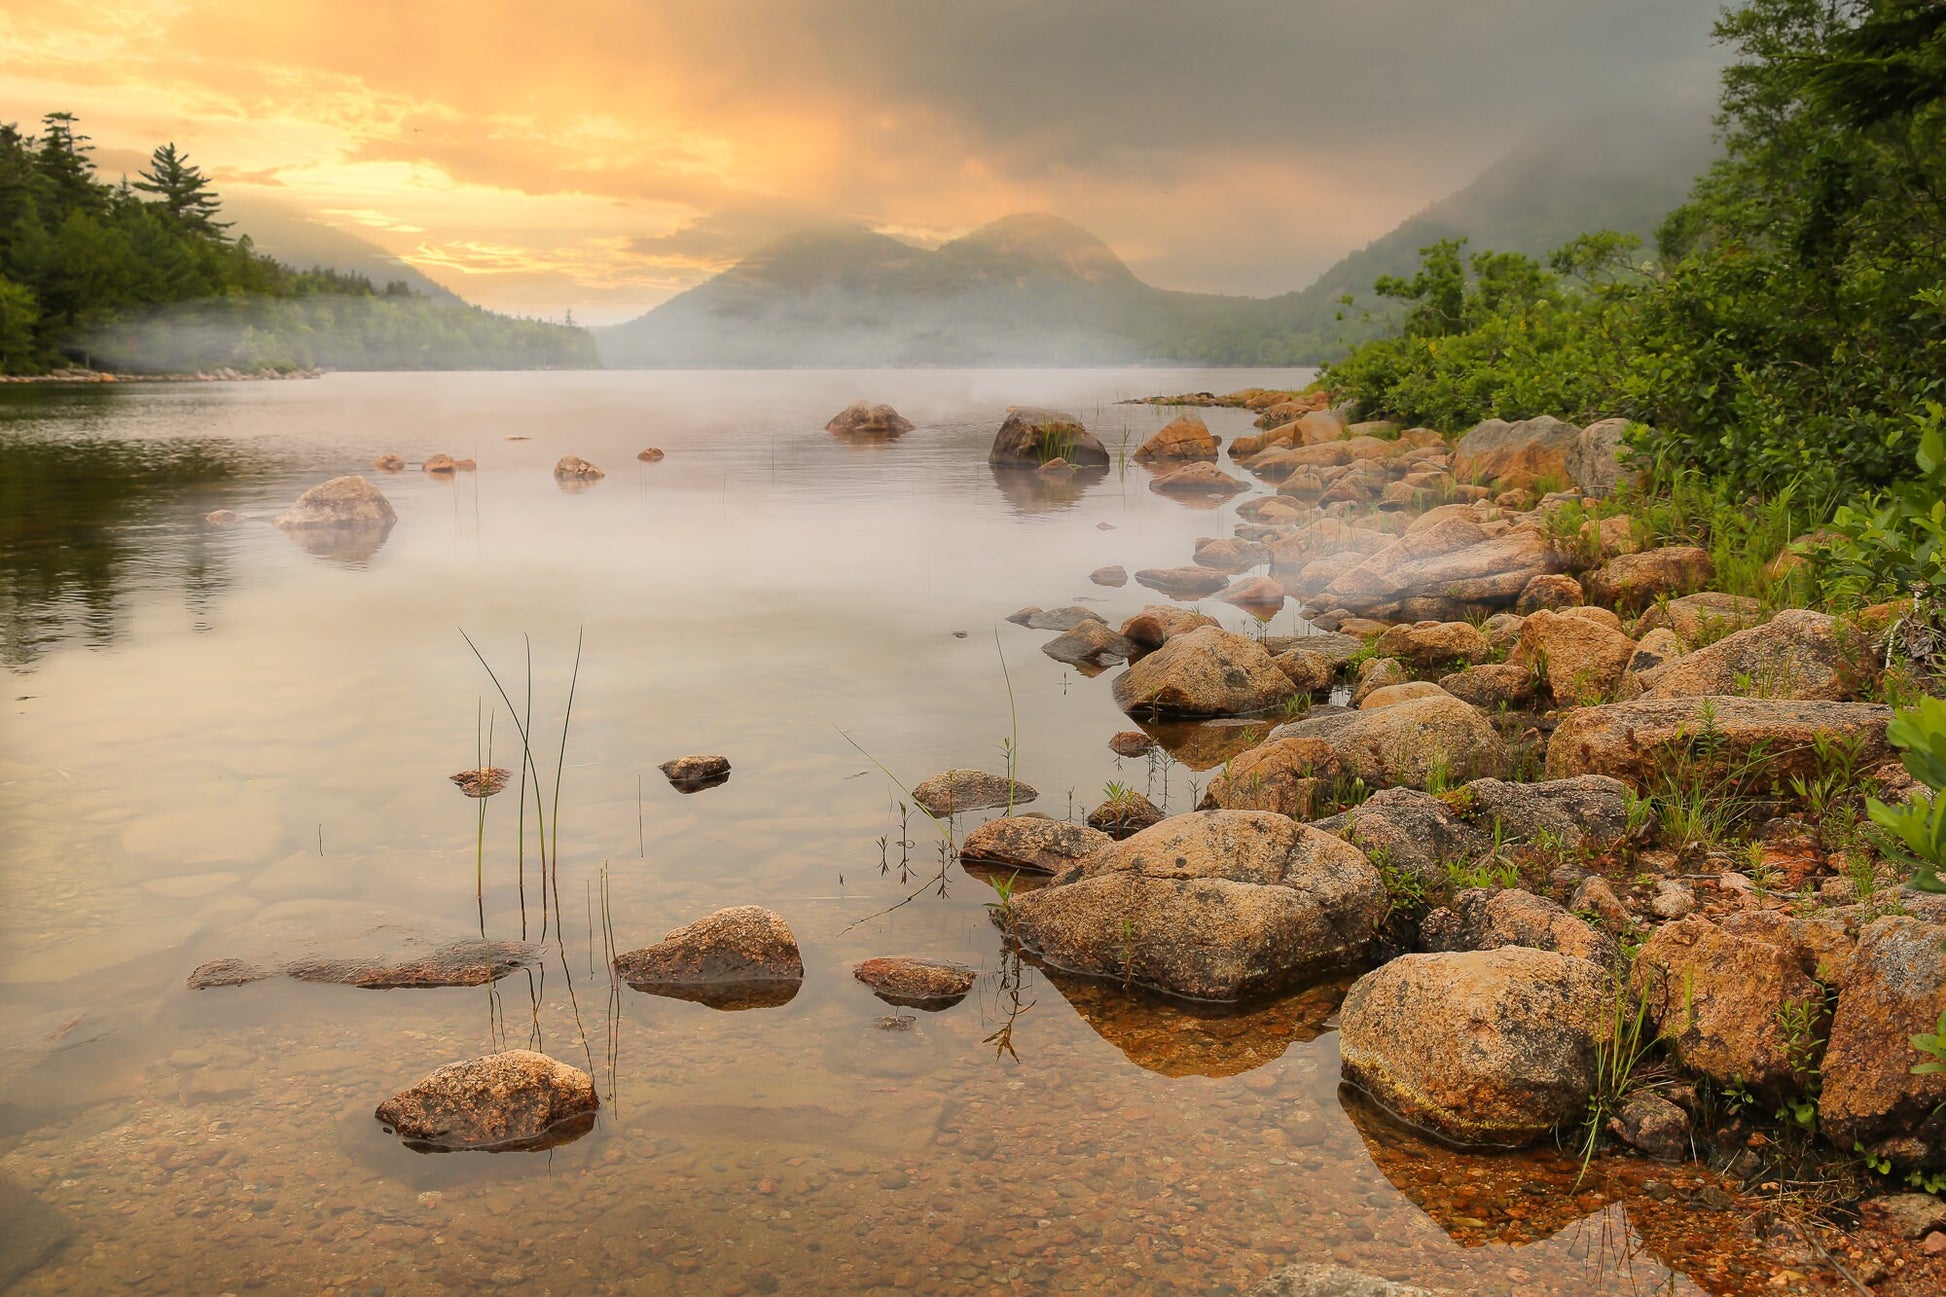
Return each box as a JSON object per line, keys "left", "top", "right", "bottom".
{"left": 218, "top": 194, "right": 464, "bottom": 304}
{"left": 598, "top": 109, "right": 1720, "bottom": 368}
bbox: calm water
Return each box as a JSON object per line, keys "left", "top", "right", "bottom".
{"left": 0, "top": 371, "right": 1767, "bottom": 1295}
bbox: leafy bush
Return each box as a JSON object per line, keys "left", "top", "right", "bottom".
{"left": 1815, "top": 404, "right": 1946, "bottom": 607}
{"left": 1868, "top": 693, "right": 1946, "bottom": 893}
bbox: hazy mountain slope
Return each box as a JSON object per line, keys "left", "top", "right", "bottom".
{"left": 220, "top": 195, "right": 463, "bottom": 304}
{"left": 599, "top": 110, "right": 1720, "bottom": 368}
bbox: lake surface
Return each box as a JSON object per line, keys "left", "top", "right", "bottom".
{"left": 0, "top": 370, "right": 1774, "bottom": 1295}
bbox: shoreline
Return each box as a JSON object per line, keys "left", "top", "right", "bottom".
{"left": 0, "top": 366, "right": 325, "bottom": 384}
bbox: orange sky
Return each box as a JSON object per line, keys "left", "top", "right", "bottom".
{"left": 0, "top": 0, "right": 1725, "bottom": 323}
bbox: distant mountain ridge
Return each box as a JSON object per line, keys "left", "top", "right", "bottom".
{"left": 597, "top": 109, "right": 1721, "bottom": 368}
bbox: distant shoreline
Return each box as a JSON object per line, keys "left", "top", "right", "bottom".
{"left": 0, "top": 367, "right": 325, "bottom": 385}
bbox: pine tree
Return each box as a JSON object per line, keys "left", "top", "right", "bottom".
{"left": 35, "top": 112, "right": 104, "bottom": 215}
{"left": 134, "top": 143, "right": 228, "bottom": 237}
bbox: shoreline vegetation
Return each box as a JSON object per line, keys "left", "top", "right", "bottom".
{"left": 0, "top": 113, "right": 596, "bottom": 377}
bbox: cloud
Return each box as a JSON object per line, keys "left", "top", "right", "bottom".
{"left": 0, "top": 0, "right": 1731, "bottom": 316}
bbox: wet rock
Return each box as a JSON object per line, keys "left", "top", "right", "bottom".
{"left": 373, "top": 453, "right": 405, "bottom": 471}
{"left": 204, "top": 508, "right": 238, "bottom": 523}
{"left": 1420, "top": 887, "right": 1618, "bottom": 967}
{"left": 1089, "top": 564, "right": 1127, "bottom": 587}
{"left": 1133, "top": 565, "right": 1230, "bottom": 600}
{"left": 1271, "top": 696, "right": 1507, "bottom": 790}
{"left": 424, "top": 453, "right": 457, "bottom": 473}
{"left": 1634, "top": 916, "right": 1824, "bottom": 1094}
{"left": 1374, "top": 621, "right": 1490, "bottom": 670}
{"left": 1008, "top": 604, "right": 1106, "bottom": 631}
{"left": 614, "top": 906, "right": 804, "bottom": 1010}
{"left": 1041, "top": 619, "right": 1140, "bottom": 668}
{"left": 1111, "top": 625, "right": 1296, "bottom": 719}
{"left": 1452, "top": 415, "right": 1584, "bottom": 490}
{"left": 1198, "top": 736, "right": 1342, "bottom": 818}
{"left": 1010, "top": 810, "right": 1385, "bottom": 1001}
{"left": 911, "top": 769, "right": 1036, "bottom": 816}
{"left": 660, "top": 754, "right": 731, "bottom": 791}
{"left": 825, "top": 401, "right": 915, "bottom": 436}
{"left": 1249, "top": 1263, "right": 1450, "bottom": 1297}
{"left": 852, "top": 957, "right": 976, "bottom": 1009}
{"left": 1359, "top": 681, "right": 1449, "bottom": 710}
{"left": 1608, "top": 1090, "right": 1691, "bottom": 1161}
{"left": 1507, "top": 608, "right": 1637, "bottom": 706}
{"left": 1133, "top": 413, "right": 1218, "bottom": 461}
{"left": 450, "top": 766, "right": 512, "bottom": 798}
{"left": 637, "top": 447, "right": 665, "bottom": 461}
{"left": 1086, "top": 791, "right": 1165, "bottom": 839}
{"left": 1108, "top": 729, "right": 1155, "bottom": 757}
{"left": 988, "top": 407, "right": 1110, "bottom": 468}
{"left": 1819, "top": 917, "right": 1946, "bottom": 1169}
{"left": 1338, "top": 947, "right": 1610, "bottom": 1147}
{"left": 1629, "top": 608, "right": 1869, "bottom": 701}
{"left": 1546, "top": 697, "right": 1893, "bottom": 786}
{"left": 1119, "top": 604, "right": 1219, "bottom": 648}
{"left": 282, "top": 940, "right": 541, "bottom": 989}
{"left": 1516, "top": 572, "right": 1585, "bottom": 614}
{"left": 1037, "top": 456, "right": 1074, "bottom": 476}
{"left": 373, "top": 1050, "right": 598, "bottom": 1152}
{"left": 1218, "top": 575, "right": 1286, "bottom": 613}
{"left": 1271, "top": 646, "right": 1336, "bottom": 694}
{"left": 960, "top": 816, "right": 1113, "bottom": 874}
{"left": 273, "top": 475, "right": 398, "bottom": 530}
{"left": 1584, "top": 546, "right": 1714, "bottom": 612}
{"left": 1634, "top": 590, "right": 1761, "bottom": 645}
{"left": 186, "top": 958, "right": 271, "bottom": 989}
{"left": 553, "top": 455, "right": 605, "bottom": 480}
{"left": 1149, "top": 462, "right": 1249, "bottom": 497}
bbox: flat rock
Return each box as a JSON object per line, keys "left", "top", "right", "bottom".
{"left": 1546, "top": 697, "right": 1893, "bottom": 786}
{"left": 1249, "top": 1264, "right": 1450, "bottom": 1297}
{"left": 189, "top": 939, "right": 540, "bottom": 991}
{"left": 374, "top": 1050, "right": 598, "bottom": 1152}
{"left": 960, "top": 816, "right": 1112, "bottom": 874}
{"left": 852, "top": 957, "right": 977, "bottom": 1009}
{"left": 450, "top": 766, "right": 512, "bottom": 798}
{"left": 911, "top": 769, "right": 1036, "bottom": 817}
{"left": 1134, "top": 565, "right": 1231, "bottom": 600}
{"left": 1149, "top": 463, "right": 1248, "bottom": 497}
{"left": 1007, "top": 605, "right": 1106, "bottom": 631}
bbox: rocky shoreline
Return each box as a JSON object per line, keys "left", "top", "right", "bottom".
{"left": 0, "top": 366, "right": 323, "bottom": 384}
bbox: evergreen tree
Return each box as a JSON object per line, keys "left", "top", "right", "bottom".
{"left": 134, "top": 143, "right": 228, "bottom": 237}
{"left": 34, "top": 112, "right": 103, "bottom": 216}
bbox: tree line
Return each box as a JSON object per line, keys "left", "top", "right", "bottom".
{"left": 0, "top": 113, "right": 597, "bottom": 374}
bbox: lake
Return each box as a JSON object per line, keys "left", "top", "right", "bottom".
{"left": 0, "top": 370, "right": 1766, "bottom": 1294}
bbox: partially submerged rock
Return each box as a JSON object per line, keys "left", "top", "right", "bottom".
{"left": 190, "top": 939, "right": 540, "bottom": 991}
{"left": 1338, "top": 947, "right": 1610, "bottom": 1147}
{"left": 960, "top": 816, "right": 1113, "bottom": 875}
{"left": 1007, "top": 605, "right": 1106, "bottom": 631}
{"left": 614, "top": 906, "right": 804, "bottom": 1010}
{"left": 1249, "top": 1266, "right": 1450, "bottom": 1297}
{"left": 825, "top": 401, "right": 915, "bottom": 437}
{"left": 424, "top": 453, "right": 457, "bottom": 474}
{"left": 1134, "top": 565, "right": 1231, "bottom": 600}
{"left": 1086, "top": 790, "right": 1165, "bottom": 839}
{"left": 1089, "top": 564, "right": 1128, "bottom": 587}
{"left": 553, "top": 455, "right": 605, "bottom": 481}
{"left": 1133, "top": 414, "right": 1218, "bottom": 461}
{"left": 1111, "top": 626, "right": 1296, "bottom": 719}
{"left": 659, "top": 754, "right": 730, "bottom": 791}
{"left": 1041, "top": 620, "right": 1139, "bottom": 668}
{"left": 988, "top": 407, "right": 1110, "bottom": 468}
{"left": 1009, "top": 811, "right": 1385, "bottom": 1001}
{"left": 450, "top": 767, "right": 512, "bottom": 798}
{"left": 1149, "top": 462, "right": 1248, "bottom": 497}
{"left": 853, "top": 957, "right": 977, "bottom": 1009}
{"left": 1120, "top": 605, "right": 1218, "bottom": 648}
{"left": 374, "top": 1050, "right": 598, "bottom": 1152}
{"left": 273, "top": 475, "right": 397, "bottom": 530}
{"left": 373, "top": 453, "right": 405, "bottom": 471}
{"left": 637, "top": 447, "right": 666, "bottom": 461}
{"left": 1108, "top": 729, "right": 1155, "bottom": 758}
{"left": 911, "top": 769, "right": 1036, "bottom": 817}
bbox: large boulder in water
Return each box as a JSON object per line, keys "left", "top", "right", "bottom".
{"left": 273, "top": 475, "right": 397, "bottom": 530}
{"left": 614, "top": 906, "right": 804, "bottom": 1009}
{"left": 960, "top": 816, "right": 1113, "bottom": 875}
{"left": 1338, "top": 947, "right": 1611, "bottom": 1147}
{"left": 825, "top": 401, "right": 915, "bottom": 436}
{"left": 1008, "top": 810, "right": 1385, "bottom": 1001}
{"left": 1148, "top": 463, "right": 1248, "bottom": 497}
{"left": 373, "top": 1049, "right": 598, "bottom": 1152}
{"left": 911, "top": 769, "right": 1036, "bottom": 816}
{"left": 1133, "top": 414, "right": 1218, "bottom": 462}
{"left": 852, "top": 957, "right": 976, "bottom": 1009}
{"left": 988, "top": 407, "right": 1110, "bottom": 468}
{"left": 1111, "top": 625, "right": 1297, "bottom": 719}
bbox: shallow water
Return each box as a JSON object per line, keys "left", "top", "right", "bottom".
{"left": 0, "top": 370, "right": 1785, "bottom": 1294}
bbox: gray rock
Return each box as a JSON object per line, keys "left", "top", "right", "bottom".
{"left": 1042, "top": 620, "right": 1140, "bottom": 668}
{"left": 911, "top": 769, "right": 1037, "bottom": 816}
{"left": 1007, "top": 605, "right": 1106, "bottom": 631}
{"left": 1608, "top": 1090, "right": 1691, "bottom": 1161}
{"left": 960, "top": 816, "right": 1112, "bottom": 875}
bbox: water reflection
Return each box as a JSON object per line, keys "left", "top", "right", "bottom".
{"left": 621, "top": 977, "right": 803, "bottom": 1011}
{"left": 987, "top": 463, "right": 1110, "bottom": 513}
{"left": 279, "top": 520, "right": 394, "bottom": 564}
{"left": 1035, "top": 961, "right": 1347, "bottom": 1077}
{"left": 0, "top": 421, "right": 253, "bottom": 666}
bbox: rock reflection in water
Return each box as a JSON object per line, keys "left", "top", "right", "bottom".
{"left": 279, "top": 521, "right": 393, "bottom": 564}
{"left": 987, "top": 464, "right": 1109, "bottom": 514}
{"left": 1033, "top": 958, "right": 1349, "bottom": 1078}
{"left": 621, "top": 977, "right": 802, "bottom": 1011}
{"left": 1136, "top": 716, "right": 1272, "bottom": 771}
{"left": 395, "top": 1109, "right": 599, "bottom": 1156}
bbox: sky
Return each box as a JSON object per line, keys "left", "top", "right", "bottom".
{"left": 0, "top": 0, "right": 1729, "bottom": 324}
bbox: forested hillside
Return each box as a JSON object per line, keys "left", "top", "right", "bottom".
{"left": 0, "top": 113, "right": 596, "bottom": 374}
